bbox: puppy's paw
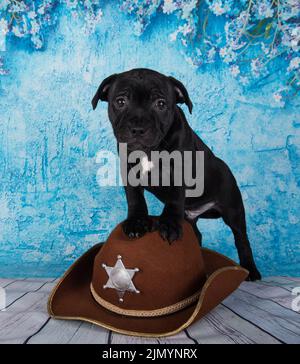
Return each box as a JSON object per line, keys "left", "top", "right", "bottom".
{"left": 158, "top": 217, "right": 183, "bottom": 244}
{"left": 122, "top": 216, "right": 154, "bottom": 239}
{"left": 242, "top": 263, "right": 262, "bottom": 281}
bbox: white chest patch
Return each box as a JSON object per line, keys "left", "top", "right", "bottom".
{"left": 141, "top": 156, "right": 154, "bottom": 175}
{"left": 185, "top": 201, "right": 217, "bottom": 220}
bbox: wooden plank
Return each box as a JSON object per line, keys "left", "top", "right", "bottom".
{"left": 268, "top": 276, "right": 300, "bottom": 284}
{"left": 262, "top": 277, "right": 300, "bottom": 291}
{"left": 258, "top": 280, "right": 295, "bottom": 293}
{"left": 187, "top": 307, "right": 274, "bottom": 344}
{"left": 6, "top": 290, "right": 51, "bottom": 313}
{"left": 6, "top": 279, "right": 55, "bottom": 292}
{"left": 111, "top": 333, "right": 159, "bottom": 344}
{"left": 184, "top": 314, "right": 237, "bottom": 344}
{"left": 0, "top": 279, "right": 17, "bottom": 288}
{"left": 223, "top": 289, "right": 300, "bottom": 344}
{"left": 67, "top": 322, "right": 109, "bottom": 344}
{"left": 239, "top": 281, "right": 297, "bottom": 311}
{"left": 186, "top": 304, "right": 280, "bottom": 344}
{"left": 0, "top": 277, "right": 109, "bottom": 344}
{"left": 0, "top": 277, "right": 298, "bottom": 344}
{"left": 283, "top": 277, "right": 300, "bottom": 283}
{"left": 27, "top": 319, "right": 109, "bottom": 344}
{"left": 4, "top": 280, "right": 56, "bottom": 310}
{"left": 158, "top": 330, "right": 195, "bottom": 344}
{"left": 25, "top": 278, "right": 57, "bottom": 282}
{"left": 111, "top": 330, "right": 193, "bottom": 344}
{"left": 0, "top": 311, "right": 50, "bottom": 344}
{"left": 0, "top": 279, "right": 60, "bottom": 344}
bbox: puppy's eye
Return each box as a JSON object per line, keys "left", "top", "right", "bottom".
{"left": 115, "top": 97, "right": 126, "bottom": 108}
{"left": 155, "top": 99, "right": 166, "bottom": 110}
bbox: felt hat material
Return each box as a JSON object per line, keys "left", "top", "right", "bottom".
{"left": 48, "top": 221, "right": 248, "bottom": 337}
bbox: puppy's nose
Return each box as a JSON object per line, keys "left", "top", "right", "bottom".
{"left": 131, "top": 127, "right": 145, "bottom": 137}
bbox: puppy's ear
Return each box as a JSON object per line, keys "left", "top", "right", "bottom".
{"left": 168, "top": 76, "right": 193, "bottom": 114}
{"left": 92, "top": 74, "right": 118, "bottom": 110}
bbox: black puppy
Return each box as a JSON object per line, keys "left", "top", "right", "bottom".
{"left": 92, "top": 68, "right": 261, "bottom": 281}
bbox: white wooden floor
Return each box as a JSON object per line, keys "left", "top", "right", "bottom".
{"left": 0, "top": 277, "right": 299, "bottom": 344}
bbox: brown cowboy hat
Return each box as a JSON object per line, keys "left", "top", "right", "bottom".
{"left": 48, "top": 220, "right": 248, "bottom": 337}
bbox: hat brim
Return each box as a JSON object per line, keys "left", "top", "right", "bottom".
{"left": 48, "top": 244, "right": 248, "bottom": 337}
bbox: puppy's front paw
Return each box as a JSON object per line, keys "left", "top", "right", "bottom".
{"left": 159, "top": 217, "right": 183, "bottom": 244}
{"left": 246, "top": 266, "right": 262, "bottom": 281}
{"left": 122, "top": 216, "right": 154, "bottom": 239}
{"left": 241, "top": 261, "right": 262, "bottom": 281}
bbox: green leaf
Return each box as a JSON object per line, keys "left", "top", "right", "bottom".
{"left": 265, "top": 23, "right": 273, "bottom": 38}
{"left": 249, "top": 19, "right": 268, "bottom": 36}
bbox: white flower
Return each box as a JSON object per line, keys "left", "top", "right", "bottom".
{"left": 84, "top": 9, "right": 103, "bottom": 33}
{"left": 30, "top": 20, "right": 40, "bottom": 35}
{"left": 273, "top": 92, "right": 285, "bottom": 107}
{"left": 162, "top": 0, "right": 177, "bottom": 14}
{"left": 280, "top": 0, "right": 300, "bottom": 21}
{"left": 219, "top": 47, "right": 227, "bottom": 58}
{"left": 257, "top": 2, "right": 274, "bottom": 18}
{"left": 184, "top": 55, "right": 196, "bottom": 68}
{"left": 66, "top": 0, "right": 78, "bottom": 9}
{"left": 181, "top": 38, "right": 187, "bottom": 47}
{"left": 0, "top": 70, "right": 8, "bottom": 75}
{"left": 12, "top": 26, "right": 24, "bottom": 38}
{"left": 181, "top": 0, "right": 197, "bottom": 19}
{"left": 28, "top": 11, "right": 37, "bottom": 19}
{"left": 207, "top": 47, "right": 216, "bottom": 61}
{"left": 133, "top": 21, "right": 144, "bottom": 36}
{"left": 196, "top": 47, "right": 202, "bottom": 57}
{"left": 0, "top": 0, "right": 10, "bottom": 11}
{"left": 137, "top": 7, "right": 144, "bottom": 16}
{"left": 230, "top": 65, "right": 240, "bottom": 77}
{"left": 182, "top": 26, "right": 191, "bottom": 36}
{"left": 251, "top": 58, "right": 262, "bottom": 76}
{"left": 282, "top": 25, "right": 300, "bottom": 51}
{"left": 71, "top": 11, "right": 78, "bottom": 19}
{"left": 290, "top": 26, "right": 300, "bottom": 51}
{"left": 261, "top": 42, "right": 270, "bottom": 55}
{"left": 38, "top": 6, "right": 45, "bottom": 15}
{"left": 239, "top": 76, "right": 249, "bottom": 85}
{"left": 273, "top": 92, "right": 281, "bottom": 102}
{"left": 0, "top": 18, "right": 8, "bottom": 35}
{"left": 288, "top": 57, "right": 300, "bottom": 71}
{"left": 219, "top": 47, "right": 236, "bottom": 63}
{"left": 264, "top": 7, "right": 274, "bottom": 18}
{"left": 211, "top": 1, "right": 227, "bottom": 16}
{"left": 169, "top": 30, "right": 178, "bottom": 42}
{"left": 96, "top": 9, "right": 103, "bottom": 20}
{"left": 31, "top": 35, "right": 43, "bottom": 49}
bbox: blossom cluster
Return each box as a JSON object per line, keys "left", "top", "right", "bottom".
{"left": 0, "top": 0, "right": 56, "bottom": 53}
{"left": 0, "top": 0, "right": 299, "bottom": 106}
{"left": 0, "top": 0, "right": 103, "bottom": 54}
{"left": 120, "top": 0, "right": 300, "bottom": 106}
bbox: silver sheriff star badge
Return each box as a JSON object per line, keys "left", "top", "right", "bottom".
{"left": 102, "top": 255, "right": 140, "bottom": 302}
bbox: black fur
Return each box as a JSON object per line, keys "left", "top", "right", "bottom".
{"left": 92, "top": 68, "right": 261, "bottom": 281}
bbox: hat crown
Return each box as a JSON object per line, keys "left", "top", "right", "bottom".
{"left": 49, "top": 220, "right": 248, "bottom": 337}
{"left": 91, "top": 221, "right": 206, "bottom": 316}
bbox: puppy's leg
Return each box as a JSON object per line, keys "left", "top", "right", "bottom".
{"left": 159, "top": 188, "right": 185, "bottom": 243}
{"left": 122, "top": 185, "right": 154, "bottom": 239}
{"left": 221, "top": 204, "right": 261, "bottom": 281}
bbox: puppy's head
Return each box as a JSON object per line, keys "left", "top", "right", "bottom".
{"left": 92, "top": 68, "right": 193, "bottom": 152}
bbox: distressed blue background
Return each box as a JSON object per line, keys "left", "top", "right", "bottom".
{"left": 0, "top": 4, "right": 299, "bottom": 277}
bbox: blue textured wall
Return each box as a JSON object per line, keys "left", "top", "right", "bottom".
{"left": 0, "top": 4, "right": 299, "bottom": 277}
